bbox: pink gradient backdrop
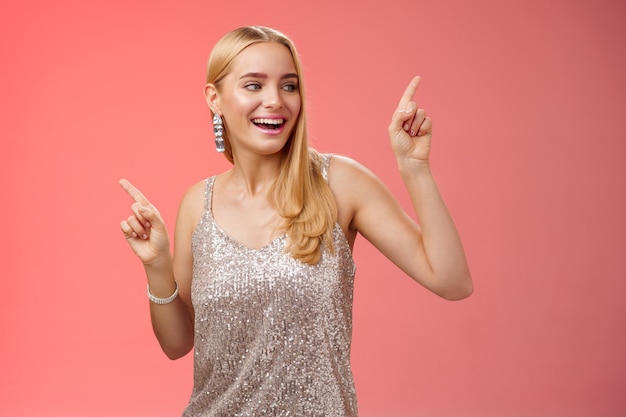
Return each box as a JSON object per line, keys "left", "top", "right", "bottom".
{"left": 2, "top": 0, "right": 625, "bottom": 416}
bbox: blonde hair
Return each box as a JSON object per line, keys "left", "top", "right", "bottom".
{"left": 206, "top": 26, "right": 337, "bottom": 264}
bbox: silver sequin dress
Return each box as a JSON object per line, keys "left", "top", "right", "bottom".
{"left": 183, "top": 156, "right": 358, "bottom": 416}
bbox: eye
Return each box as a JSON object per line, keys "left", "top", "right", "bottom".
{"left": 282, "top": 83, "right": 298, "bottom": 92}
{"left": 244, "top": 83, "right": 262, "bottom": 91}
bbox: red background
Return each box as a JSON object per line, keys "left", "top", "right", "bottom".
{"left": 2, "top": 0, "right": 625, "bottom": 416}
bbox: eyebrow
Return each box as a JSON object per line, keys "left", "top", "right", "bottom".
{"left": 239, "top": 72, "right": 298, "bottom": 80}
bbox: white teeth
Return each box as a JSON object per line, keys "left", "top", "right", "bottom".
{"left": 252, "top": 118, "right": 284, "bottom": 125}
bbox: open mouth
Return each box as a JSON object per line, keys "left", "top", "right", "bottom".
{"left": 252, "top": 118, "right": 285, "bottom": 130}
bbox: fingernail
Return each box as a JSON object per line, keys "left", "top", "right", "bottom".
{"left": 145, "top": 221, "right": 151, "bottom": 227}
{"left": 132, "top": 232, "right": 138, "bottom": 238}
{"left": 403, "top": 123, "right": 410, "bottom": 131}
{"left": 142, "top": 234, "right": 148, "bottom": 240}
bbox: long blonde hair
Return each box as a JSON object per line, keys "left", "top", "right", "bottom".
{"left": 206, "top": 26, "right": 337, "bottom": 264}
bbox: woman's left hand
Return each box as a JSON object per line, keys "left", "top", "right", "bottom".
{"left": 388, "top": 76, "right": 433, "bottom": 164}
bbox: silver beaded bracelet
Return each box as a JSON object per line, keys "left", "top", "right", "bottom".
{"left": 147, "top": 281, "right": 179, "bottom": 305}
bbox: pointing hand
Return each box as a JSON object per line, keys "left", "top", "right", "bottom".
{"left": 119, "top": 179, "right": 171, "bottom": 265}
{"left": 389, "top": 76, "right": 433, "bottom": 164}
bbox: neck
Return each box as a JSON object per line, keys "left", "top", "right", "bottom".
{"left": 227, "top": 153, "right": 283, "bottom": 197}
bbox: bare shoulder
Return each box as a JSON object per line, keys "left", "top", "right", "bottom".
{"left": 327, "top": 154, "right": 378, "bottom": 182}
{"left": 180, "top": 178, "right": 207, "bottom": 207}
{"left": 327, "top": 154, "right": 389, "bottom": 233}
{"left": 176, "top": 178, "right": 208, "bottom": 235}
{"left": 327, "top": 154, "right": 387, "bottom": 196}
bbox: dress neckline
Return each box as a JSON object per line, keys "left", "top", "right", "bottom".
{"left": 206, "top": 176, "right": 287, "bottom": 252}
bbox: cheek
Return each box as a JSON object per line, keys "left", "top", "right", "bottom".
{"left": 226, "top": 89, "right": 259, "bottom": 111}
{"left": 289, "top": 96, "right": 302, "bottom": 117}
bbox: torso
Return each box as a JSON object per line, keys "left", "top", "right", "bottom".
{"left": 183, "top": 164, "right": 359, "bottom": 416}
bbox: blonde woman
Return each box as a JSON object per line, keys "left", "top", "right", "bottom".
{"left": 120, "top": 26, "right": 472, "bottom": 417}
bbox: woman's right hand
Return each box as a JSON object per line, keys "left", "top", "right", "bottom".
{"left": 119, "top": 179, "right": 171, "bottom": 266}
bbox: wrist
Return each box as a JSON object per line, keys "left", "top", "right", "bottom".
{"left": 147, "top": 281, "right": 179, "bottom": 304}
{"left": 397, "top": 157, "right": 432, "bottom": 176}
{"left": 143, "top": 252, "right": 173, "bottom": 273}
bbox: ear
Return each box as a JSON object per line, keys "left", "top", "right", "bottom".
{"left": 204, "top": 83, "right": 220, "bottom": 114}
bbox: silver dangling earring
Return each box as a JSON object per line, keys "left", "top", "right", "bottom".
{"left": 213, "top": 113, "right": 225, "bottom": 153}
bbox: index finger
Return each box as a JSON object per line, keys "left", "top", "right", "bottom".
{"left": 119, "top": 178, "right": 151, "bottom": 205}
{"left": 397, "top": 76, "right": 422, "bottom": 111}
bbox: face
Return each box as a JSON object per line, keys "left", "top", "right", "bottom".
{"left": 207, "top": 42, "right": 301, "bottom": 158}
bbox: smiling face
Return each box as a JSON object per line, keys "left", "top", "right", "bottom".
{"left": 207, "top": 41, "right": 302, "bottom": 160}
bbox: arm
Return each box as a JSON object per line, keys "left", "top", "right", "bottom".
{"left": 119, "top": 179, "right": 195, "bottom": 359}
{"left": 333, "top": 77, "right": 473, "bottom": 300}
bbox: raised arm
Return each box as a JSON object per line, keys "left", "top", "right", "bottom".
{"left": 119, "top": 179, "right": 195, "bottom": 358}
{"left": 334, "top": 77, "right": 473, "bottom": 300}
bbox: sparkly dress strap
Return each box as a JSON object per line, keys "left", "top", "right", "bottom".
{"left": 204, "top": 176, "right": 216, "bottom": 212}
{"left": 320, "top": 153, "right": 332, "bottom": 183}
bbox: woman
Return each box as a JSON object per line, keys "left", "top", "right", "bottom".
{"left": 120, "top": 26, "right": 472, "bottom": 417}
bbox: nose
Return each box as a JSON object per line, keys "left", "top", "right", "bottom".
{"left": 262, "top": 86, "right": 283, "bottom": 109}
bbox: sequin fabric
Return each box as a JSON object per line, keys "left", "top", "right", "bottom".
{"left": 183, "top": 156, "right": 358, "bottom": 417}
